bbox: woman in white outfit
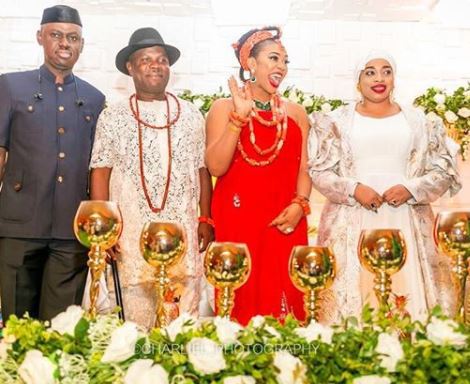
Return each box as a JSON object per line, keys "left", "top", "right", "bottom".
{"left": 308, "top": 51, "right": 461, "bottom": 323}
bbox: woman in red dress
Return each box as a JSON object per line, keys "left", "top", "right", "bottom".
{"left": 205, "top": 27, "right": 311, "bottom": 324}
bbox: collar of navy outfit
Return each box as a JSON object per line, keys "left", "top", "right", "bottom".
{"left": 0, "top": 65, "right": 105, "bottom": 239}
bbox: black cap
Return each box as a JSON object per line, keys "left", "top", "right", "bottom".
{"left": 115, "top": 27, "right": 181, "bottom": 75}
{"left": 41, "top": 5, "right": 82, "bottom": 27}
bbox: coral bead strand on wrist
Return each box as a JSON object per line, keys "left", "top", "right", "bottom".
{"left": 291, "top": 196, "right": 311, "bottom": 216}
{"left": 230, "top": 110, "right": 250, "bottom": 124}
{"left": 198, "top": 216, "right": 215, "bottom": 228}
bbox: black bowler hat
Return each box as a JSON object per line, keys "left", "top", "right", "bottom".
{"left": 41, "top": 5, "right": 82, "bottom": 27}
{"left": 115, "top": 27, "right": 181, "bottom": 75}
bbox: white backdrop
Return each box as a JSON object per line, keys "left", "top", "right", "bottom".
{"left": 1, "top": 1, "right": 469, "bottom": 103}
{"left": 1, "top": 0, "right": 469, "bottom": 233}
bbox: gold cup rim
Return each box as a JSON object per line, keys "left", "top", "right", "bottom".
{"left": 73, "top": 200, "right": 123, "bottom": 247}
{"left": 358, "top": 228, "right": 407, "bottom": 273}
{"left": 433, "top": 210, "right": 470, "bottom": 249}
{"left": 289, "top": 245, "right": 336, "bottom": 291}
{"left": 204, "top": 241, "right": 251, "bottom": 288}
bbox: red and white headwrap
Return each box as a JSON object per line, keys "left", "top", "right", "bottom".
{"left": 232, "top": 28, "right": 282, "bottom": 71}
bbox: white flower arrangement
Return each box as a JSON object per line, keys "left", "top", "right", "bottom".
{"left": 50, "top": 305, "right": 84, "bottom": 336}
{"left": 123, "top": 359, "right": 169, "bottom": 384}
{"left": 223, "top": 375, "right": 256, "bottom": 384}
{"left": 414, "top": 83, "right": 470, "bottom": 159}
{"left": 0, "top": 305, "right": 468, "bottom": 383}
{"left": 101, "top": 321, "right": 139, "bottom": 363}
{"left": 426, "top": 317, "right": 467, "bottom": 347}
{"left": 273, "top": 350, "right": 307, "bottom": 384}
{"left": 214, "top": 316, "right": 243, "bottom": 345}
{"left": 186, "top": 337, "right": 227, "bottom": 374}
{"left": 375, "top": 332, "right": 404, "bottom": 372}
{"left": 294, "top": 320, "right": 334, "bottom": 344}
{"left": 353, "top": 375, "right": 391, "bottom": 384}
{"left": 18, "top": 350, "right": 55, "bottom": 384}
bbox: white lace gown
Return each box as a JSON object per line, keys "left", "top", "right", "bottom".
{"left": 84, "top": 96, "right": 206, "bottom": 329}
{"left": 350, "top": 112, "right": 427, "bottom": 319}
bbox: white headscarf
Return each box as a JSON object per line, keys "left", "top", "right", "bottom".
{"left": 354, "top": 50, "right": 397, "bottom": 85}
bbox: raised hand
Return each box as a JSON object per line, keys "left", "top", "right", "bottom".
{"left": 228, "top": 76, "right": 253, "bottom": 118}
{"left": 354, "top": 183, "right": 383, "bottom": 212}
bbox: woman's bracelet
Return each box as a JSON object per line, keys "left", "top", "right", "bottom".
{"left": 228, "top": 121, "right": 242, "bottom": 134}
{"left": 230, "top": 110, "right": 249, "bottom": 124}
{"left": 291, "top": 196, "right": 311, "bottom": 216}
{"left": 198, "top": 216, "right": 215, "bottom": 228}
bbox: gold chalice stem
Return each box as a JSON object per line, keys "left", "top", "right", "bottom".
{"left": 218, "top": 286, "right": 235, "bottom": 318}
{"left": 304, "top": 289, "right": 318, "bottom": 323}
{"left": 154, "top": 264, "right": 168, "bottom": 328}
{"left": 374, "top": 269, "right": 391, "bottom": 309}
{"left": 454, "top": 252, "right": 468, "bottom": 323}
{"left": 87, "top": 244, "right": 107, "bottom": 318}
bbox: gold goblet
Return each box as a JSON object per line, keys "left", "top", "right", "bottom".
{"left": 204, "top": 242, "right": 251, "bottom": 318}
{"left": 358, "top": 229, "right": 407, "bottom": 309}
{"left": 140, "top": 222, "right": 186, "bottom": 328}
{"left": 74, "top": 200, "right": 122, "bottom": 318}
{"left": 289, "top": 246, "right": 336, "bottom": 323}
{"left": 434, "top": 211, "right": 470, "bottom": 323}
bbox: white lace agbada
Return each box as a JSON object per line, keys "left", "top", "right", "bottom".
{"left": 89, "top": 96, "right": 205, "bottom": 327}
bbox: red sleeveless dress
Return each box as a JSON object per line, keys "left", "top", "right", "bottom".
{"left": 211, "top": 111, "right": 308, "bottom": 325}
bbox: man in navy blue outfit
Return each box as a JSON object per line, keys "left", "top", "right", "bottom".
{"left": 0, "top": 5, "right": 105, "bottom": 321}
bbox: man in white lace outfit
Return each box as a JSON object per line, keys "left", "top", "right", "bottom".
{"left": 89, "top": 28, "right": 214, "bottom": 329}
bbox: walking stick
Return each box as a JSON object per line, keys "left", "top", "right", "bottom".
{"left": 110, "top": 258, "right": 125, "bottom": 321}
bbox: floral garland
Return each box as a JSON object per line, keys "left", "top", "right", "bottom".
{"left": 0, "top": 305, "right": 468, "bottom": 384}
{"left": 178, "top": 86, "right": 346, "bottom": 117}
{"left": 179, "top": 84, "right": 470, "bottom": 160}
{"left": 414, "top": 83, "right": 470, "bottom": 159}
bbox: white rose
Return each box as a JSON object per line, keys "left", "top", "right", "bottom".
{"left": 273, "top": 350, "right": 307, "bottom": 384}
{"left": 425, "top": 111, "right": 441, "bottom": 122}
{"left": 250, "top": 315, "right": 265, "bottom": 328}
{"left": 0, "top": 340, "right": 11, "bottom": 362}
{"left": 433, "top": 93, "right": 446, "bottom": 104}
{"left": 223, "top": 375, "right": 256, "bottom": 384}
{"left": 436, "top": 103, "right": 446, "bottom": 112}
{"left": 193, "top": 98, "right": 205, "bottom": 109}
{"left": 265, "top": 325, "right": 281, "bottom": 339}
{"left": 295, "top": 321, "right": 334, "bottom": 344}
{"left": 186, "top": 337, "right": 226, "bottom": 375}
{"left": 164, "top": 312, "right": 197, "bottom": 342}
{"left": 375, "top": 333, "right": 404, "bottom": 372}
{"left": 214, "top": 316, "right": 243, "bottom": 345}
{"left": 444, "top": 110, "right": 459, "bottom": 123}
{"left": 353, "top": 375, "right": 391, "bottom": 384}
{"left": 288, "top": 91, "right": 300, "bottom": 104}
{"left": 457, "top": 107, "right": 470, "bottom": 118}
{"left": 321, "top": 103, "right": 332, "bottom": 113}
{"left": 464, "top": 90, "right": 470, "bottom": 99}
{"left": 426, "top": 317, "right": 467, "bottom": 347}
{"left": 124, "top": 359, "right": 169, "bottom": 384}
{"left": 101, "top": 321, "right": 139, "bottom": 363}
{"left": 50, "top": 305, "right": 84, "bottom": 336}
{"left": 302, "top": 98, "right": 314, "bottom": 108}
{"left": 18, "top": 350, "right": 56, "bottom": 384}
